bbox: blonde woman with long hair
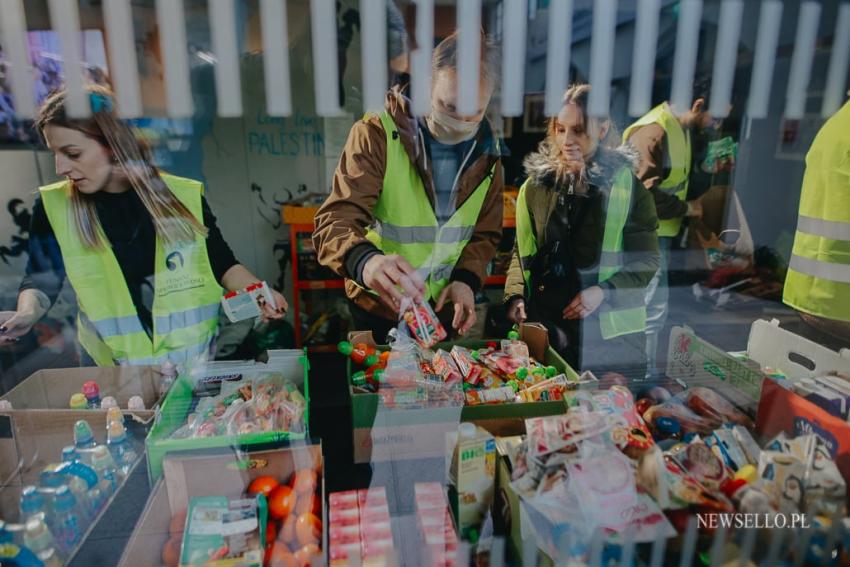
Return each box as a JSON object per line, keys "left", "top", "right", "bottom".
{"left": 504, "top": 84, "right": 660, "bottom": 380}
{"left": 0, "top": 86, "right": 286, "bottom": 366}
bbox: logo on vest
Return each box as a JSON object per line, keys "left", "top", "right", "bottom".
{"left": 165, "top": 251, "right": 185, "bottom": 271}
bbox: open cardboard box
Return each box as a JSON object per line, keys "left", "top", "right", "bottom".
{"left": 145, "top": 352, "right": 310, "bottom": 481}
{"left": 0, "top": 366, "right": 164, "bottom": 519}
{"left": 347, "top": 324, "right": 583, "bottom": 463}
{"left": 666, "top": 318, "right": 850, "bottom": 414}
{"left": 119, "top": 443, "right": 324, "bottom": 567}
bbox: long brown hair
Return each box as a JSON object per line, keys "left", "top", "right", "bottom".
{"left": 36, "top": 85, "right": 207, "bottom": 248}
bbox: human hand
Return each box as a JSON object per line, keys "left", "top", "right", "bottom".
{"left": 506, "top": 299, "right": 527, "bottom": 325}
{"left": 686, "top": 200, "right": 704, "bottom": 219}
{"left": 562, "top": 286, "right": 605, "bottom": 320}
{"left": 435, "top": 282, "right": 476, "bottom": 335}
{"left": 362, "top": 254, "right": 426, "bottom": 312}
{"left": 0, "top": 310, "right": 37, "bottom": 344}
{"left": 260, "top": 289, "right": 288, "bottom": 322}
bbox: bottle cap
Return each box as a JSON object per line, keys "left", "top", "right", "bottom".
{"left": 545, "top": 366, "right": 557, "bottom": 377}
{"left": 459, "top": 423, "right": 477, "bottom": 438}
{"left": 337, "top": 341, "right": 353, "bottom": 356}
{"left": 61, "top": 446, "right": 79, "bottom": 463}
{"left": 100, "top": 396, "right": 118, "bottom": 410}
{"left": 24, "top": 518, "right": 53, "bottom": 552}
{"left": 0, "top": 400, "right": 12, "bottom": 410}
{"left": 107, "top": 421, "right": 127, "bottom": 444}
{"left": 532, "top": 367, "right": 545, "bottom": 377}
{"left": 160, "top": 360, "right": 177, "bottom": 378}
{"left": 106, "top": 407, "right": 124, "bottom": 426}
{"left": 52, "top": 485, "right": 76, "bottom": 511}
{"left": 39, "top": 468, "right": 63, "bottom": 488}
{"left": 516, "top": 368, "right": 528, "bottom": 380}
{"left": 351, "top": 371, "right": 367, "bottom": 387}
{"left": 364, "top": 354, "right": 379, "bottom": 368}
{"left": 507, "top": 330, "right": 520, "bottom": 340}
{"left": 127, "top": 396, "right": 145, "bottom": 410}
{"left": 74, "top": 420, "right": 94, "bottom": 446}
{"left": 507, "top": 380, "right": 520, "bottom": 393}
{"left": 471, "top": 350, "right": 480, "bottom": 361}
{"left": 81, "top": 381, "right": 99, "bottom": 399}
{"left": 69, "top": 393, "right": 87, "bottom": 410}
{"left": 90, "top": 445, "right": 114, "bottom": 470}
{"left": 20, "top": 486, "right": 44, "bottom": 514}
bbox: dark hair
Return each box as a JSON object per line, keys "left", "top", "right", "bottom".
{"left": 546, "top": 84, "right": 619, "bottom": 148}
{"left": 432, "top": 30, "right": 499, "bottom": 87}
{"left": 36, "top": 85, "right": 207, "bottom": 248}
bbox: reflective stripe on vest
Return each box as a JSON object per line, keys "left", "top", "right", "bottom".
{"left": 783, "top": 100, "right": 850, "bottom": 321}
{"left": 40, "top": 173, "right": 223, "bottom": 366}
{"left": 515, "top": 168, "right": 647, "bottom": 340}
{"left": 623, "top": 102, "right": 691, "bottom": 237}
{"left": 364, "top": 111, "right": 494, "bottom": 300}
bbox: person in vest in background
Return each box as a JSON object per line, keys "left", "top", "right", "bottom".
{"left": 624, "top": 80, "right": 731, "bottom": 378}
{"left": 783, "top": 95, "right": 850, "bottom": 349}
{"left": 504, "top": 84, "right": 660, "bottom": 379}
{"left": 313, "top": 31, "right": 504, "bottom": 341}
{"left": 0, "top": 86, "right": 287, "bottom": 365}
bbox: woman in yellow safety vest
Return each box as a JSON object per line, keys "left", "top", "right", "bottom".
{"left": 504, "top": 85, "right": 660, "bottom": 379}
{"left": 0, "top": 86, "right": 287, "bottom": 366}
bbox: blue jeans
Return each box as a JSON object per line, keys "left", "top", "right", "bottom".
{"left": 644, "top": 236, "right": 673, "bottom": 378}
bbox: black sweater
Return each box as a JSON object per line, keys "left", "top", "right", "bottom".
{"left": 19, "top": 189, "right": 238, "bottom": 335}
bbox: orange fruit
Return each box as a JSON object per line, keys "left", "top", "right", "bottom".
{"left": 268, "top": 485, "right": 297, "bottom": 520}
{"left": 293, "top": 543, "right": 321, "bottom": 566}
{"left": 161, "top": 536, "right": 181, "bottom": 567}
{"left": 295, "top": 512, "right": 322, "bottom": 547}
{"left": 248, "top": 475, "right": 280, "bottom": 498}
{"left": 290, "top": 469, "right": 317, "bottom": 495}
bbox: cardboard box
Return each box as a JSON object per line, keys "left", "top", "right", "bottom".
{"left": 145, "top": 352, "right": 310, "bottom": 480}
{"left": 0, "top": 366, "right": 163, "bottom": 517}
{"left": 348, "top": 325, "right": 579, "bottom": 464}
{"left": 756, "top": 379, "right": 850, "bottom": 496}
{"left": 667, "top": 319, "right": 850, "bottom": 414}
{"left": 119, "top": 444, "right": 324, "bottom": 567}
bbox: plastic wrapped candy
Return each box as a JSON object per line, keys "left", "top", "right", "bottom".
{"left": 681, "top": 387, "right": 753, "bottom": 428}
{"left": 401, "top": 298, "right": 447, "bottom": 349}
{"left": 574, "top": 386, "right": 655, "bottom": 458}
{"left": 642, "top": 399, "right": 720, "bottom": 436}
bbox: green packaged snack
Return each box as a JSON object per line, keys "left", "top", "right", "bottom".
{"left": 180, "top": 494, "right": 267, "bottom": 567}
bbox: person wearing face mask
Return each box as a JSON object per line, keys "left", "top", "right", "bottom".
{"left": 623, "top": 79, "right": 732, "bottom": 379}
{"left": 313, "top": 31, "right": 505, "bottom": 340}
{"left": 504, "top": 84, "right": 660, "bottom": 379}
{"left": 0, "top": 86, "right": 287, "bottom": 365}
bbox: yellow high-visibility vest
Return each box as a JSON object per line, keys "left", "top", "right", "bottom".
{"left": 624, "top": 102, "right": 691, "bottom": 237}
{"left": 40, "top": 174, "right": 223, "bottom": 365}
{"left": 364, "top": 112, "right": 495, "bottom": 300}
{"left": 514, "top": 168, "right": 647, "bottom": 339}
{"left": 783, "top": 100, "right": 850, "bottom": 322}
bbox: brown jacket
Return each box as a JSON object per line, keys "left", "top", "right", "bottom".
{"left": 625, "top": 123, "right": 690, "bottom": 220}
{"left": 313, "top": 87, "right": 504, "bottom": 320}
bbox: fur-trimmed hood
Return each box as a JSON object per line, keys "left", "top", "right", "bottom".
{"left": 523, "top": 139, "right": 640, "bottom": 193}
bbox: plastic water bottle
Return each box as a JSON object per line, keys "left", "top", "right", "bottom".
{"left": 106, "top": 421, "right": 138, "bottom": 479}
{"left": 0, "top": 519, "right": 27, "bottom": 546}
{"left": 82, "top": 381, "right": 101, "bottom": 409}
{"left": 106, "top": 406, "right": 124, "bottom": 427}
{"left": 51, "top": 485, "right": 82, "bottom": 552}
{"left": 160, "top": 360, "right": 178, "bottom": 396}
{"left": 56, "top": 461, "right": 97, "bottom": 526}
{"left": 19, "top": 485, "right": 48, "bottom": 523}
{"left": 73, "top": 419, "right": 97, "bottom": 450}
{"left": 88, "top": 445, "right": 118, "bottom": 513}
{"left": 61, "top": 445, "right": 81, "bottom": 464}
{"left": 23, "top": 516, "right": 63, "bottom": 566}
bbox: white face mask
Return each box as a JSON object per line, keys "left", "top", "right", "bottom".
{"left": 426, "top": 109, "right": 480, "bottom": 144}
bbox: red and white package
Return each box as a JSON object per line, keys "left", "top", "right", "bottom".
{"left": 450, "top": 346, "right": 482, "bottom": 384}
{"left": 221, "top": 281, "right": 277, "bottom": 322}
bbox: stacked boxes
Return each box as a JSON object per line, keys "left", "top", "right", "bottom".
{"left": 414, "top": 483, "right": 459, "bottom": 567}
{"left": 328, "top": 487, "right": 394, "bottom": 565}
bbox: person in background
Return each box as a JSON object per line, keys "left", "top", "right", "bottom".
{"left": 624, "top": 81, "right": 732, "bottom": 378}
{"left": 0, "top": 86, "right": 286, "bottom": 365}
{"left": 783, "top": 96, "right": 850, "bottom": 348}
{"left": 504, "top": 84, "right": 659, "bottom": 379}
{"left": 313, "top": 31, "right": 504, "bottom": 341}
